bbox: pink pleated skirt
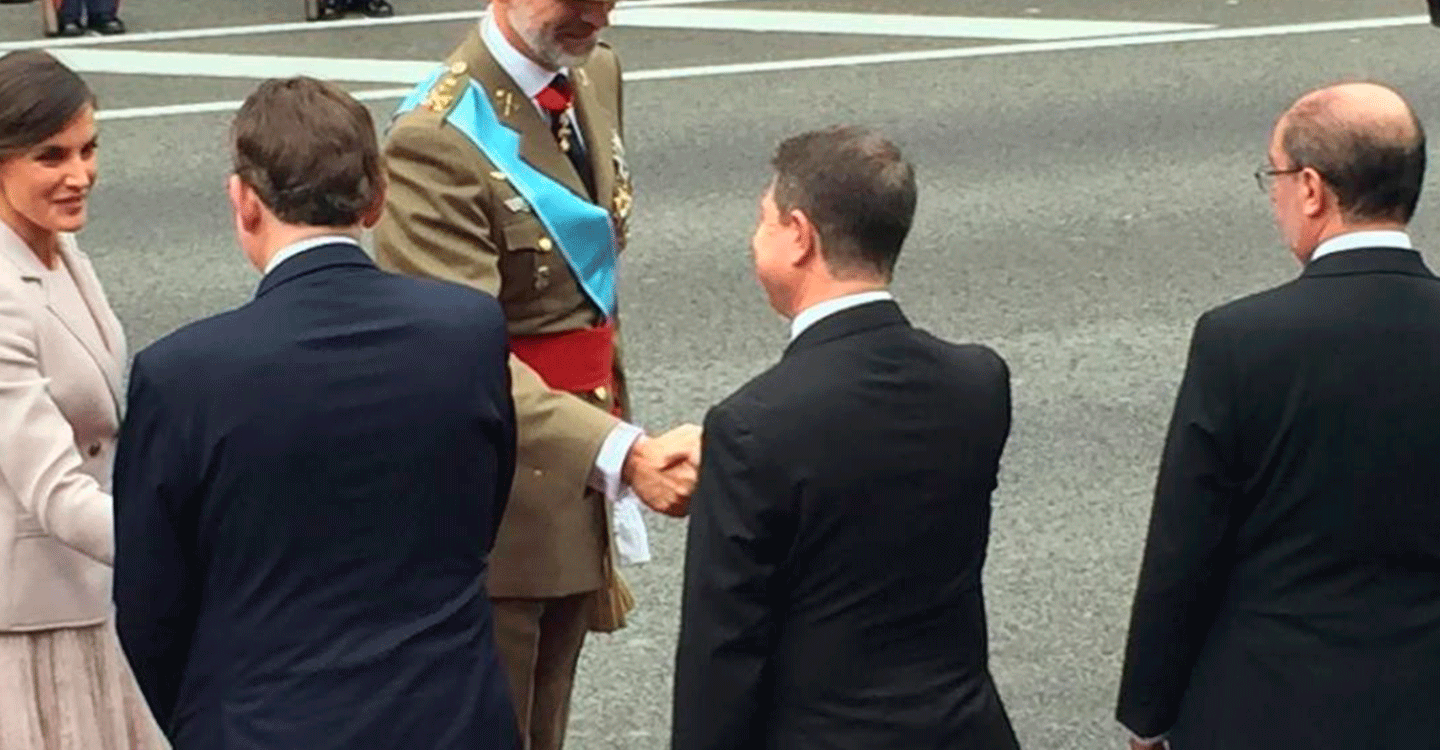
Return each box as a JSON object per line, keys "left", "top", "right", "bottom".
{"left": 0, "top": 621, "right": 167, "bottom": 750}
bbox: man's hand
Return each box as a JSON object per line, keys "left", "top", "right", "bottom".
{"left": 623, "top": 424, "right": 702, "bottom": 517}
{"left": 1128, "top": 737, "right": 1167, "bottom": 750}
{"left": 653, "top": 423, "right": 702, "bottom": 467}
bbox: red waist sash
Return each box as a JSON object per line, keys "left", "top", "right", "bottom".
{"left": 510, "top": 322, "right": 618, "bottom": 414}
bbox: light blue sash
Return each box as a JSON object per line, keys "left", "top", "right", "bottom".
{"left": 395, "top": 68, "right": 617, "bottom": 318}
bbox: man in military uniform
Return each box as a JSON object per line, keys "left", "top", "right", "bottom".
{"left": 375, "top": 1, "right": 698, "bottom": 749}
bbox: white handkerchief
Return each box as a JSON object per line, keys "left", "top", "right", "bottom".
{"left": 612, "top": 489, "right": 651, "bottom": 566}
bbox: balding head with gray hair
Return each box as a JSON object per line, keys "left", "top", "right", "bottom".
{"left": 1278, "top": 82, "right": 1426, "bottom": 224}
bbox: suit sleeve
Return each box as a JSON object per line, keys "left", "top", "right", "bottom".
{"left": 374, "top": 116, "right": 618, "bottom": 496}
{"left": 112, "top": 355, "right": 199, "bottom": 731}
{"left": 0, "top": 287, "right": 111, "bottom": 564}
{"left": 1116, "top": 311, "right": 1243, "bottom": 738}
{"left": 489, "top": 306, "right": 518, "bottom": 544}
{"left": 672, "top": 404, "right": 792, "bottom": 750}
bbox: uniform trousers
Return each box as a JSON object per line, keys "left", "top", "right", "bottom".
{"left": 492, "top": 594, "right": 593, "bottom": 750}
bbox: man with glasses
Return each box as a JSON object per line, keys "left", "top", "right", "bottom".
{"left": 1116, "top": 81, "right": 1440, "bottom": 750}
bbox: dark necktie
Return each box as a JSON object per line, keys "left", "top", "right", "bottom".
{"left": 535, "top": 73, "right": 596, "bottom": 200}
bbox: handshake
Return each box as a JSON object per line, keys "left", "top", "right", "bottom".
{"left": 622, "top": 424, "right": 703, "bottom": 517}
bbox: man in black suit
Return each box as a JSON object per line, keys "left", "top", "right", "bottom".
{"left": 112, "top": 77, "right": 518, "bottom": 750}
{"left": 670, "top": 126, "right": 1020, "bottom": 750}
{"left": 1116, "top": 81, "right": 1440, "bottom": 750}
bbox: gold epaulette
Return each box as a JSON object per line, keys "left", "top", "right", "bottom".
{"left": 420, "top": 60, "right": 470, "bottom": 117}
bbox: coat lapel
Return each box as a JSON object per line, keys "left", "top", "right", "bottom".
{"left": 461, "top": 29, "right": 592, "bottom": 201}
{"left": 572, "top": 67, "right": 616, "bottom": 213}
{"left": 51, "top": 241, "right": 123, "bottom": 416}
{"left": 0, "top": 225, "right": 122, "bottom": 417}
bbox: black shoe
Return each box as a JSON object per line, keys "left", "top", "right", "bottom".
{"left": 314, "top": 0, "right": 346, "bottom": 20}
{"left": 48, "top": 20, "right": 85, "bottom": 37}
{"left": 88, "top": 15, "right": 125, "bottom": 34}
{"left": 0, "top": 0, "right": 36, "bottom": 5}
{"left": 356, "top": 0, "right": 393, "bottom": 17}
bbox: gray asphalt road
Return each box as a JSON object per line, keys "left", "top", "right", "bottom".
{"left": 2, "top": 2, "right": 1436, "bottom": 748}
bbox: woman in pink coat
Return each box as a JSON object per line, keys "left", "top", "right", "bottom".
{"left": 0, "top": 50, "right": 164, "bottom": 750}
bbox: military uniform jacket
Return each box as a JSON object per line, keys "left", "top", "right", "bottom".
{"left": 375, "top": 26, "right": 633, "bottom": 599}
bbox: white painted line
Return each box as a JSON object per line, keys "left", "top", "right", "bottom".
{"left": 93, "top": 14, "right": 1433, "bottom": 123}
{"left": 613, "top": 9, "right": 1213, "bottom": 40}
{"left": 53, "top": 48, "right": 436, "bottom": 83}
{"left": 0, "top": 0, "right": 747, "bottom": 51}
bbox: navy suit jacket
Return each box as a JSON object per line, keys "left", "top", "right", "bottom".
{"left": 1117, "top": 248, "right": 1440, "bottom": 748}
{"left": 672, "top": 301, "right": 1019, "bottom": 750}
{"left": 113, "top": 243, "right": 519, "bottom": 750}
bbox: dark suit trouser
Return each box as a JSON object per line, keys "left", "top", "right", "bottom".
{"left": 492, "top": 594, "right": 592, "bottom": 750}
{"left": 58, "top": 0, "right": 118, "bottom": 21}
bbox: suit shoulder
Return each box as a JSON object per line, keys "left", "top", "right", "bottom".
{"left": 132, "top": 307, "right": 249, "bottom": 381}
{"left": 388, "top": 272, "right": 502, "bottom": 317}
{"left": 1194, "top": 278, "right": 1305, "bottom": 334}
{"left": 911, "top": 330, "right": 1009, "bottom": 380}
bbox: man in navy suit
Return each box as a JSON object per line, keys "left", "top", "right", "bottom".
{"left": 112, "top": 76, "right": 519, "bottom": 750}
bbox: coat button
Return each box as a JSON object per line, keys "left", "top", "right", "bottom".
{"left": 537, "top": 237, "right": 554, "bottom": 252}
{"left": 87, "top": 444, "right": 100, "bottom": 457}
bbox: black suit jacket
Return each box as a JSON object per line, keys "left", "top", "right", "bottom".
{"left": 671, "top": 300, "right": 1020, "bottom": 750}
{"left": 1117, "top": 247, "right": 1440, "bottom": 749}
{"left": 113, "top": 244, "right": 519, "bottom": 750}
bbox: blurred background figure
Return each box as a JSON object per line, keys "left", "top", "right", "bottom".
{"left": 310, "top": 0, "right": 392, "bottom": 21}
{"left": 47, "top": 0, "right": 125, "bottom": 37}
{"left": 0, "top": 50, "right": 162, "bottom": 750}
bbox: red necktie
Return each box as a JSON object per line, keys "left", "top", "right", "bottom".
{"left": 535, "top": 73, "right": 574, "bottom": 131}
{"left": 536, "top": 73, "right": 595, "bottom": 199}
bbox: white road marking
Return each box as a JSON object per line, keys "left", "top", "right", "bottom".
{"left": 0, "top": 0, "right": 748, "bottom": 51}
{"left": 53, "top": 48, "right": 436, "bottom": 83}
{"left": 613, "top": 9, "right": 1213, "bottom": 40}
{"left": 92, "top": 13, "right": 1433, "bottom": 123}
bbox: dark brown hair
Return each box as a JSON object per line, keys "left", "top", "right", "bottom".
{"left": 771, "top": 125, "right": 917, "bottom": 280}
{"left": 0, "top": 50, "right": 96, "bottom": 161}
{"left": 231, "top": 77, "right": 382, "bottom": 227}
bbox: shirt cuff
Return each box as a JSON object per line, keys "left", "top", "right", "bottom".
{"left": 591, "top": 421, "right": 643, "bottom": 502}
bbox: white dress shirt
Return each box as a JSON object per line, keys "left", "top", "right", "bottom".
{"left": 790, "top": 290, "right": 895, "bottom": 341}
{"left": 480, "top": 12, "right": 648, "bottom": 565}
{"left": 1310, "top": 229, "right": 1413, "bottom": 262}
{"left": 263, "top": 235, "right": 360, "bottom": 276}
{"left": 479, "top": 13, "right": 588, "bottom": 151}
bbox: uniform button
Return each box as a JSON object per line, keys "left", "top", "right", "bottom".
{"left": 532, "top": 469, "right": 543, "bottom": 478}
{"left": 537, "top": 237, "right": 553, "bottom": 252}
{"left": 87, "top": 444, "right": 100, "bottom": 457}
{"left": 594, "top": 386, "right": 609, "bottom": 402}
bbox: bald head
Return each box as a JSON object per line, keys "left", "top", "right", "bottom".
{"left": 1274, "top": 81, "right": 1426, "bottom": 224}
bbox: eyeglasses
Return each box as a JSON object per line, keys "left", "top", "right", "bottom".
{"left": 1254, "top": 164, "right": 1304, "bottom": 193}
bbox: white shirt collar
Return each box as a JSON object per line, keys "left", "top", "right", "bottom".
{"left": 1310, "top": 230, "right": 1413, "bottom": 262}
{"left": 789, "top": 290, "right": 894, "bottom": 341}
{"left": 480, "top": 12, "right": 566, "bottom": 104}
{"left": 263, "top": 235, "right": 360, "bottom": 276}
